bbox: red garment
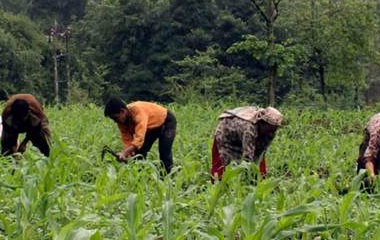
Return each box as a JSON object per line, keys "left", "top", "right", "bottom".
{"left": 211, "top": 137, "right": 225, "bottom": 181}
{"left": 259, "top": 156, "right": 267, "bottom": 178}
{"left": 211, "top": 137, "right": 267, "bottom": 182}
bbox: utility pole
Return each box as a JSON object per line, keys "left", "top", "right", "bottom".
{"left": 48, "top": 23, "right": 72, "bottom": 104}
{"left": 50, "top": 20, "right": 60, "bottom": 104}
{"left": 63, "top": 26, "right": 72, "bottom": 101}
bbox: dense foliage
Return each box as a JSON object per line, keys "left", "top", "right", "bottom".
{"left": 0, "top": 0, "right": 379, "bottom": 107}
{"left": 0, "top": 103, "right": 380, "bottom": 239}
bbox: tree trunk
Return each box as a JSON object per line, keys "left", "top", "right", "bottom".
{"left": 251, "top": 0, "right": 280, "bottom": 106}
{"left": 267, "top": 1, "right": 277, "bottom": 106}
{"left": 52, "top": 22, "right": 59, "bottom": 104}
{"left": 311, "top": 0, "right": 327, "bottom": 103}
{"left": 66, "top": 37, "right": 71, "bottom": 102}
{"left": 318, "top": 64, "right": 326, "bottom": 102}
{"left": 364, "top": 84, "right": 369, "bottom": 105}
{"left": 355, "top": 84, "right": 360, "bottom": 106}
{"left": 53, "top": 52, "right": 59, "bottom": 104}
{"left": 268, "top": 64, "right": 277, "bottom": 106}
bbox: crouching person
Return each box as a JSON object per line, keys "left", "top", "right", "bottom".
{"left": 104, "top": 98, "right": 176, "bottom": 174}
{"left": 357, "top": 113, "right": 380, "bottom": 180}
{"left": 211, "top": 106, "right": 285, "bottom": 181}
{"left": 1, "top": 94, "right": 51, "bottom": 157}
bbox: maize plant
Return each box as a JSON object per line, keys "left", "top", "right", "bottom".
{"left": 0, "top": 102, "right": 379, "bottom": 239}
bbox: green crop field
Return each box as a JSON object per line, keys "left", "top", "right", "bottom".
{"left": 1, "top": 103, "right": 380, "bottom": 240}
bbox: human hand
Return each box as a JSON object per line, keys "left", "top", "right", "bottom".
{"left": 123, "top": 145, "right": 136, "bottom": 158}
{"left": 117, "top": 146, "right": 136, "bottom": 162}
{"left": 365, "top": 160, "right": 376, "bottom": 180}
{"left": 116, "top": 151, "right": 128, "bottom": 162}
{"left": 370, "top": 173, "right": 377, "bottom": 180}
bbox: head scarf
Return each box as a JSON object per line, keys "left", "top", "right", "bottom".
{"left": 260, "top": 107, "right": 285, "bottom": 126}
{"left": 220, "top": 106, "right": 286, "bottom": 126}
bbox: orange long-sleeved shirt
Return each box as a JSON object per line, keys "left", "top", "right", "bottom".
{"left": 118, "top": 101, "right": 167, "bottom": 150}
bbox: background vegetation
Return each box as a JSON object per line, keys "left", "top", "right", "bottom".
{"left": 1, "top": 103, "right": 380, "bottom": 239}
{"left": 3, "top": 1, "right": 380, "bottom": 239}
{"left": 1, "top": 0, "right": 380, "bottom": 107}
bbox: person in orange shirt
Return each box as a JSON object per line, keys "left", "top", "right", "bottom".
{"left": 1, "top": 94, "right": 51, "bottom": 157}
{"left": 104, "top": 98, "right": 177, "bottom": 174}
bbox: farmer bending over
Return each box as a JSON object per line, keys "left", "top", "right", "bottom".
{"left": 211, "top": 106, "right": 285, "bottom": 181}
{"left": 357, "top": 113, "right": 380, "bottom": 180}
{"left": 104, "top": 98, "right": 176, "bottom": 174}
{"left": 1, "top": 94, "right": 51, "bottom": 157}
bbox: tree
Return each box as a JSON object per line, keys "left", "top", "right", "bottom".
{"left": 166, "top": 46, "right": 249, "bottom": 103}
{"left": 73, "top": 0, "right": 220, "bottom": 102}
{"left": 0, "top": 10, "right": 51, "bottom": 101}
{"left": 27, "top": 0, "right": 87, "bottom": 26}
{"left": 228, "top": 0, "right": 306, "bottom": 106}
{"left": 0, "top": 0, "right": 31, "bottom": 14}
{"left": 281, "top": 0, "right": 380, "bottom": 106}
{"left": 252, "top": 0, "right": 281, "bottom": 106}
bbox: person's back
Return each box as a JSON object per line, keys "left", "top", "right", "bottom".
{"left": 211, "top": 106, "right": 285, "bottom": 181}
{"left": 357, "top": 113, "right": 380, "bottom": 178}
{"left": 2, "top": 94, "right": 46, "bottom": 123}
{"left": 104, "top": 98, "right": 177, "bottom": 174}
{"left": 1, "top": 94, "right": 50, "bottom": 156}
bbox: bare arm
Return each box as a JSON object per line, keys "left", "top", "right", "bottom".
{"left": 365, "top": 159, "right": 376, "bottom": 179}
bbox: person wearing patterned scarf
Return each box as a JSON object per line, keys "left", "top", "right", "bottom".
{"left": 211, "top": 106, "right": 286, "bottom": 181}
{"left": 357, "top": 113, "right": 380, "bottom": 180}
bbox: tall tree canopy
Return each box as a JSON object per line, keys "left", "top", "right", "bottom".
{"left": 0, "top": 0, "right": 379, "bottom": 108}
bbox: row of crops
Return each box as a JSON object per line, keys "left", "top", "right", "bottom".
{"left": 1, "top": 102, "right": 380, "bottom": 239}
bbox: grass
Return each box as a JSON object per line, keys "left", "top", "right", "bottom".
{"left": 0, "top": 102, "right": 380, "bottom": 239}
